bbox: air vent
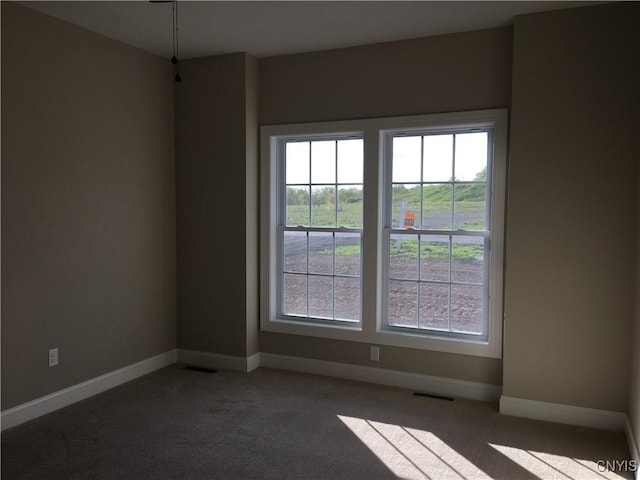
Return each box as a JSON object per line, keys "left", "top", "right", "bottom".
{"left": 413, "top": 392, "right": 454, "bottom": 401}
{"left": 183, "top": 365, "right": 217, "bottom": 374}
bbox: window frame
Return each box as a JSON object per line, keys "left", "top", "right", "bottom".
{"left": 382, "top": 127, "right": 492, "bottom": 341}
{"left": 279, "top": 134, "right": 365, "bottom": 325}
{"left": 260, "top": 109, "right": 507, "bottom": 358}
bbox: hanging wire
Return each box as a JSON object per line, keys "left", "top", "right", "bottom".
{"left": 150, "top": 0, "right": 180, "bottom": 82}
{"left": 174, "top": 0, "right": 181, "bottom": 82}
{"left": 171, "top": 1, "right": 177, "bottom": 64}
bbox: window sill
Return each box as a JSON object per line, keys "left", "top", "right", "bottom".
{"left": 261, "top": 317, "right": 502, "bottom": 359}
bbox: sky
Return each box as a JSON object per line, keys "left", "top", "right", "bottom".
{"left": 285, "top": 132, "right": 487, "bottom": 187}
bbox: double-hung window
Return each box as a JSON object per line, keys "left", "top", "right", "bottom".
{"left": 261, "top": 110, "right": 507, "bottom": 358}
{"left": 280, "top": 136, "right": 364, "bottom": 324}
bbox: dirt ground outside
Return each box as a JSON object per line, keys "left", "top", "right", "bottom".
{"left": 283, "top": 252, "right": 484, "bottom": 334}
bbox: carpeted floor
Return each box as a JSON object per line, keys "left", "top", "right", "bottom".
{"left": 1, "top": 364, "right": 633, "bottom": 479}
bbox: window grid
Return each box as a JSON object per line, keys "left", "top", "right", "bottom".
{"left": 386, "top": 130, "right": 490, "bottom": 337}
{"left": 281, "top": 137, "right": 363, "bottom": 324}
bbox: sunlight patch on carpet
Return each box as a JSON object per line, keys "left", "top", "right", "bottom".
{"left": 489, "top": 443, "right": 628, "bottom": 480}
{"left": 337, "top": 415, "right": 491, "bottom": 480}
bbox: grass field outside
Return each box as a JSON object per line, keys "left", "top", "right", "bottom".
{"left": 282, "top": 182, "right": 487, "bottom": 333}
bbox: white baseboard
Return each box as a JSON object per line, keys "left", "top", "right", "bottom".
{"left": 1, "top": 349, "right": 177, "bottom": 432}
{"left": 177, "top": 349, "right": 259, "bottom": 373}
{"left": 247, "top": 352, "right": 261, "bottom": 372}
{"left": 499, "top": 395, "right": 627, "bottom": 432}
{"left": 259, "top": 352, "right": 502, "bottom": 402}
{"left": 5, "top": 345, "right": 634, "bottom": 459}
{"left": 626, "top": 416, "right": 640, "bottom": 479}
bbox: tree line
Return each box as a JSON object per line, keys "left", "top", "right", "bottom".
{"left": 287, "top": 187, "right": 362, "bottom": 206}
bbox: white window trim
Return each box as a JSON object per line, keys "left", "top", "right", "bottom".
{"left": 260, "top": 109, "right": 507, "bottom": 358}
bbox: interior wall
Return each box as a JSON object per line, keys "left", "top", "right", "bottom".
{"left": 260, "top": 27, "right": 512, "bottom": 126}
{"left": 631, "top": 131, "right": 640, "bottom": 451}
{"left": 245, "top": 54, "right": 260, "bottom": 357}
{"left": 1, "top": 3, "right": 176, "bottom": 410}
{"left": 631, "top": 9, "right": 640, "bottom": 461}
{"left": 258, "top": 27, "right": 512, "bottom": 385}
{"left": 176, "top": 52, "right": 258, "bottom": 357}
{"left": 504, "top": 3, "right": 639, "bottom": 412}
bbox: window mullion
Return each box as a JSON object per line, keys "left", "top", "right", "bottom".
{"left": 334, "top": 140, "right": 338, "bottom": 227}
{"left": 332, "top": 232, "right": 336, "bottom": 320}
{"left": 451, "top": 134, "right": 457, "bottom": 230}
{"left": 307, "top": 141, "right": 312, "bottom": 228}
{"left": 360, "top": 129, "right": 381, "bottom": 334}
{"left": 306, "top": 232, "right": 310, "bottom": 318}
{"left": 448, "top": 234, "right": 453, "bottom": 332}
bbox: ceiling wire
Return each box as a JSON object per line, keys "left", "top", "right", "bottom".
{"left": 173, "top": 0, "right": 181, "bottom": 82}
{"left": 149, "top": 0, "right": 180, "bottom": 81}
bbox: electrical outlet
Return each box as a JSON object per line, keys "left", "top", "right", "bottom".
{"left": 370, "top": 345, "right": 380, "bottom": 362}
{"left": 49, "top": 348, "right": 59, "bottom": 367}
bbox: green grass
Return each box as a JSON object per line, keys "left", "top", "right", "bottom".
{"left": 286, "top": 203, "right": 362, "bottom": 228}
{"left": 391, "top": 239, "right": 483, "bottom": 261}
{"left": 322, "top": 245, "right": 361, "bottom": 256}
{"left": 321, "top": 239, "right": 483, "bottom": 261}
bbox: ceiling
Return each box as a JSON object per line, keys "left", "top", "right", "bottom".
{"left": 21, "top": 1, "right": 601, "bottom": 59}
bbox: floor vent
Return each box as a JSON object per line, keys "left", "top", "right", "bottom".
{"left": 183, "top": 365, "right": 218, "bottom": 374}
{"left": 413, "top": 392, "right": 454, "bottom": 401}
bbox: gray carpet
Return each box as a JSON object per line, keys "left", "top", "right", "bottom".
{"left": 1, "top": 365, "right": 633, "bottom": 479}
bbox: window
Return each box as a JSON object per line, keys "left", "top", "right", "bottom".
{"left": 281, "top": 137, "right": 364, "bottom": 324}
{"left": 261, "top": 110, "right": 507, "bottom": 358}
{"left": 384, "top": 130, "right": 491, "bottom": 339}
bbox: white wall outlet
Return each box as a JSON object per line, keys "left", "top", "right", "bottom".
{"left": 49, "top": 348, "right": 59, "bottom": 367}
{"left": 370, "top": 345, "right": 380, "bottom": 362}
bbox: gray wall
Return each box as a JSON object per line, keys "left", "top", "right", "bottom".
{"left": 258, "top": 27, "right": 512, "bottom": 386}
{"left": 503, "top": 3, "right": 639, "bottom": 412}
{"left": 631, "top": 9, "right": 640, "bottom": 461}
{"left": 175, "top": 52, "right": 259, "bottom": 357}
{"left": 3, "top": 0, "right": 639, "bottom": 427}
{"left": 1, "top": 3, "right": 176, "bottom": 409}
{"left": 632, "top": 144, "right": 640, "bottom": 451}
{"left": 260, "top": 27, "right": 512, "bottom": 125}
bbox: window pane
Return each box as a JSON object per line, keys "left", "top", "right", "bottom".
{"left": 337, "top": 185, "right": 363, "bottom": 228}
{"left": 388, "top": 280, "right": 418, "bottom": 327}
{"left": 311, "top": 140, "right": 336, "bottom": 184}
{"left": 422, "top": 184, "right": 452, "bottom": 230}
{"left": 392, "top": 136, "right": 421, "bottom": 183}
{"left": 454, "top": 132, "right": 487, "bottom": 181}
{"left": 309, "top": 232, "right": 333, "bottom": 274}
{"left": 454, "top": 183, "right": 486, "bottom": 230}
{"left": 286, "top": 186, "right": 309, "bottom": 227}
{"left": 335, "top": 276, "right": 360, "bottom": 321}
{"left": 335, "top": 233, "right": 360, "bottom": 276}
{"left": 283, "top": 274, "right": 306, "bottom": 316}
{"left": 420, "top": 235, "right": 450, "bottom": 282}
{"left": 391, "top": 184, "right": 420, "bottom": 229}
{"left": 423, "top": 134, "right": 453, "bottom": 182}
{"left": 451, "top": 284, "right": 483, "bottom": 334}
{"left": 419, "top": 283, "right": 449, "bottom": 330}
{"left": 284, "top": 231, "right": 307, "bottom": 273}
{"left": 311, "top": 186, "right": 335, "bottom": 227}
{"left": 309, "top": 275, "right": 333, "bottom": 319}
{"left": 337, "top": 139, "right": 363, "bottom": 183}
{"left": 452, "top": 236, "right": 484, "bottom": 284}
{"left": 286, "top": 141, "right": 310, "bottom": 184}
{"left": 389, "top": 234, "right": 418, "bottom": 280}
